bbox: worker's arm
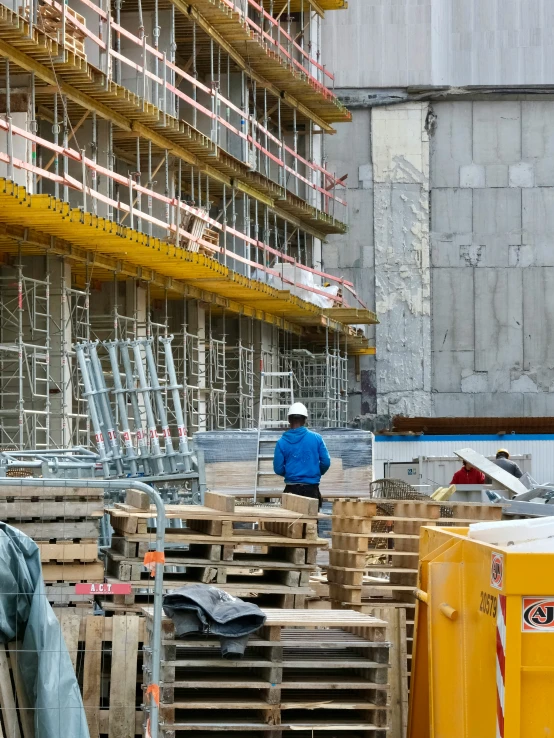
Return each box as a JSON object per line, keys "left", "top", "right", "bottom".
{"left": 273, "top": 442, "right": 286, "bottom": 477}
{"left": 512, "top": 463, "right": 523, "bottom": 479}
{"left": 319, "top": 437, "right": 331, "bottom": 476}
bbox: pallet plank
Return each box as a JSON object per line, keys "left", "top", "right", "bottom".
{"left": 108, "top": 616, "right": 139, "bottom": 738}
{"left": 0, "top": 644, "right": 21, "bottom": 738}
{"left": 82, "top": 616, "right": 104, "bottom": 738}
{"left": 6, "top": 643, "right": 33, "bottom": 738}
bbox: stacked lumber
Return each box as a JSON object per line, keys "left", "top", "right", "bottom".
{"left": 327, "top": 498, "right": 503, "bottom": 681}
{"left": 0, "top": 484, "right": 103, "bottom": 603}
{"left": 102, "top": 492, "right": 326, "bottom": 612}
{"left": 143, "top": 607, "right": 390, "bottom": 738}
{"left": 19, "top": 0, "right": 87, "bottom": 59}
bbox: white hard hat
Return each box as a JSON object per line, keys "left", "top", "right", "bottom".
{"left": 288, "top": 402, "right": 308, "bottom": 417}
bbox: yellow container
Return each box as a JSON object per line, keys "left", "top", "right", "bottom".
{"left": 409, "top": 526, "right": 554, "bottom": 738}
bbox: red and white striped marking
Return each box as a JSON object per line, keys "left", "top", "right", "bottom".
{"left": 496, "top": 594, "right": 507, "bottom": 738}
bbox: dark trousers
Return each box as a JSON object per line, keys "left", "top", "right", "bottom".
{"left": 284, "top": 483, "right": 322, "bottom": 510}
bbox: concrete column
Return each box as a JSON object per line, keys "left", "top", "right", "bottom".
{"left": 49, "top": 257, "right": 73, "bottom": 447}
{"left": 372, "top": 102, "right": 432, "bottom": 417}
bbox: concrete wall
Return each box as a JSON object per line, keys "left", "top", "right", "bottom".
{"left": 325, "top": 97, "right": 554, "bottom": 421}
{"left": 430, "top": 99, "right": 554, "bottom": 417}
{"left": 323, "top": 0, "right": 554, "bottom": 88}
{"left": 323, "top": 103, "right": 432, "bottom": 421}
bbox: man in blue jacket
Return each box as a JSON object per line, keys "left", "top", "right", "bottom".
{"left": 273, "top": 402, "right": 331, "bottom": 509}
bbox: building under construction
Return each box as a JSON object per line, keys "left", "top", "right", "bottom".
{"left": 0, "top": 0, "right": 373, "bottom": 449}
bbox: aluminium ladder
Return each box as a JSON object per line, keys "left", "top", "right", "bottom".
{"left": 253, "top": 370, "right": 294, "bottom": 502}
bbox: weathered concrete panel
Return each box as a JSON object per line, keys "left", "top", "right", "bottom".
{"left": 433, "top": 393, "right": 476, "bottom": 417}
{"left": 474, "top": 269, "right": 523, "bottom": 383}
{"left": 324, "top": 189, "right": 374, "bottom": 272}
{"left": 473, "top": 102, "right": 522, "bottom": 165}
{"left": 522, "top": 188, "right": 554, "bottom": 241}
{"left": 472, "top": 188, "right": 522, "bottom": 247}
{"left": 471, "top": 393, "right": 524, "bottom": 417}
{"left": 433, "top": 351, "right": 475, "bottom": 393}
{"left": 373, "top": 103, "right": 431, "bottom": 417}
{"left": 522, "top": 269, "right": 554, "bottom": 389}
{"left": 431, "top": 189, "right": 472, "bottom": 234}
{"left": 322, "top": 113, "right": 370, "bottom": 190}
{"left": 431, "top": 267, "right": 474, "bottom": 351}
{"left": 430, "top": 102, "right": 473, "bottom": 188}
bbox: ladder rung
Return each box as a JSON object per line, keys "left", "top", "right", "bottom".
{"left": 261, "top": 372, "right": 293, "bottom": 377}
{"left": 260, "top": 421, "right": 289, "bottom": 427}
{"left": 254, "top": 487, "right": 283, "bottom": 493}
{"left": 262, "top": 404, "right": 292, "bottom": 409}
{"left": 258, "top": 454, "right": 274, "bottom": 459}
{"left": 257, "top": 471, "right": 277, "bottom": 476}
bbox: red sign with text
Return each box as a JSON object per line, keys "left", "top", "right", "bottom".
{"left": 75, "top": 582, "right": 132, "bottom": 595}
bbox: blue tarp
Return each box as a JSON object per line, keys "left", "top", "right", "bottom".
{"left": 0, "top": 522, "right": 90, "bottom": 738}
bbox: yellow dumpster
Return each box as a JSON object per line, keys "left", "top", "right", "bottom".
{"left": 409, "top": 523, "right": 554, "bottom": 738}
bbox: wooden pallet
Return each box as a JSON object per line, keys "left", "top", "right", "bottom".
{"left": 55, "top": 612, "right": 145, "bottom": 737}
{"left": 142, "top": 607, "right": 390, "bottom": 738}
{"left": 0, "top": 485, "right": 103, "bottom": 589}
{"left": 327, "top": 499, "right": 502, "bottom": 608}
{"left": 327, "top": 498, "right": 503, "bottom": 696}
{"left": 102, "top": 492, "right": 325, "bottom": 611}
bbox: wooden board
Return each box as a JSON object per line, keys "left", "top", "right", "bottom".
{"left": 108, "top": 617, "right": 139, "bottom": 738}
{"left": 454, "top": 448, "right": 527, "bottom": 495}
{"left": 0, "top": 486, "right": 103, "bottom": 499}
{"left": 9, "top": 520, "right": 99, "bottom": 540}
{"left": 37, "top": 542, "right": 98, "bottom": 563}
{"left": 42, "top": 561, "right": 104, "bottom": 582}
{"left": 0, "top": 499, "right": 103, "bottom": 518}
{"left": 0, "top": 643, "right": 21, "bottom": 738}
{"left": 7, "top": 642, "right": 34, "bottom": 738}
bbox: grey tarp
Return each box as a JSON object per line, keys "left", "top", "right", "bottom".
{"left": 0, "top": 522, "right": 90, "bottom": 738}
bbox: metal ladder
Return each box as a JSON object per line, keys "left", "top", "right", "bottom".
{"left": 253, "top": 371, "right": 294, "bottom": 502}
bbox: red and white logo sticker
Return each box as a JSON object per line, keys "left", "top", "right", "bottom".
{"left": 522, "top": 597, "right": 554, "bottom": 631}
{"left": 491, "top": 552, "right": 504, "bottom": 590}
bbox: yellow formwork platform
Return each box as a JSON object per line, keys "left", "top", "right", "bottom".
{"left": 0, "top": 179, "right": 374, "bottom": 351}
{"left": 410, "top": 525, "right": 554, "bottom": 738}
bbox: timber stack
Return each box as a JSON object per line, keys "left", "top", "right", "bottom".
{"left": 142, "top": 606, "right": 390, "bottom": 738}
{"left": 0, "top": 483, "right": 103, "bottom": 607}
{"left": 102, "top": 492, "right": 326, "bottom": 612}
{"left": 327, "top": 497, "right": 503, "bottom": 681}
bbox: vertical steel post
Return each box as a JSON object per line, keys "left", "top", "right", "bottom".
{"left": 119, "top": 339, "right": 151, "bottom": 473}
{"left": 74, "top": 344, "right": 111, "bottom": 476}
{"left": 88, "top": 341, "right": 124, "bottom": 475}
{"left": 105, "top": 340, "right": 139, "bottom": 475}
{"left": 131, "top": 340, "right": 165, "bottom": 474}
{"left": 160, "top": 335, "right": 191, "bottom": 469}
{"left": 143, "top": 339, "right": 177, "bottom": 472}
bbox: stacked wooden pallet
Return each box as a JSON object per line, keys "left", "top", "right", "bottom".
{"left": 0, "top": 613, "right": 145, "bottom": 737}
{"left": 327, "top": 497, "right": 503, "bottom": 681}
{"left": 0, "top": 484, "right": 103, "bottom": 604}
{"left": 143, "top": 607, "right": 390, "bottom": 738}
{"left": 102, "top": 492, "right": 326, "bottom": 612}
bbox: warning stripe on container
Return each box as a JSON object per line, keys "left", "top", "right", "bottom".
{"left": 496, "top": 594, "right": 507, "bottom": 738}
